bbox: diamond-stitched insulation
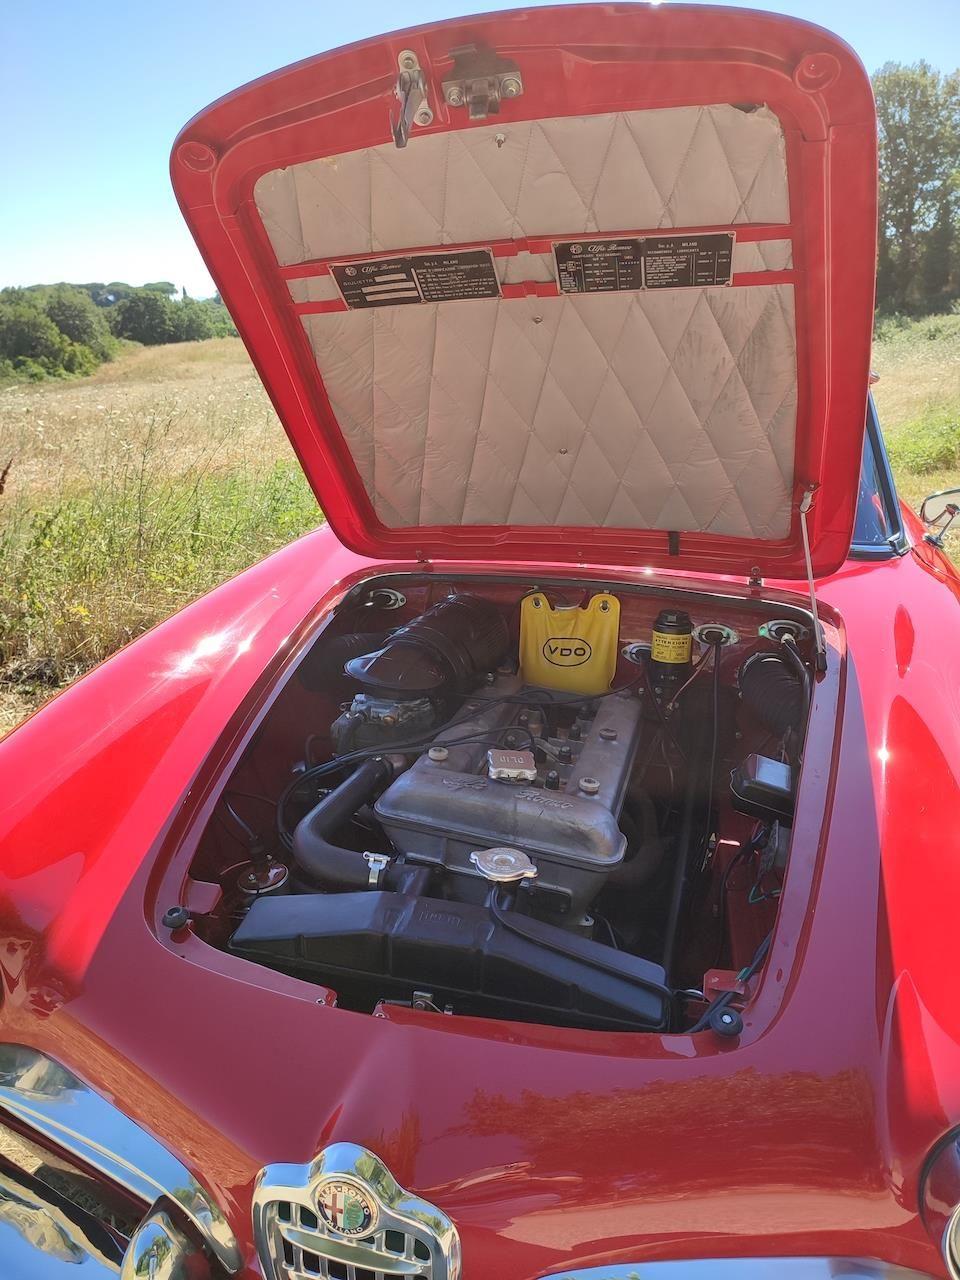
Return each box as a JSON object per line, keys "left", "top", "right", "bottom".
{"left": 255, "top": 105, "right": 789, "bottom": 265}
{"left": 266, "top": 1199, "right": 434, "bottom": 1279}
{"left": 301, "top": 284, "right": 797, "bottom": 539}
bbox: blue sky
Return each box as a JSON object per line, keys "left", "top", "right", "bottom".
{"left": 2, "top": 0, "right": 958, "bottom": 298}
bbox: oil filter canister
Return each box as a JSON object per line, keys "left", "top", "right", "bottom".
{"left": 650, "top": 608, "right": 693, "bottom": 687}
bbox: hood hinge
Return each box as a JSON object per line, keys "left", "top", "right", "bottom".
{"left": 392, "top": 51, "right": 433, "bottom": 148}
{"left": 799, "top": 485, "right": 827, "bottom": 672}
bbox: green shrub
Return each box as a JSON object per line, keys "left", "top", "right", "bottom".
{"left": 0, "top": 406, "right": 317, "bottom": 678}
{"left": 42, "top": 285, "right": 115, "bottom": 360}
{"left": 887, "top": 409, "right": 960, "bottom": 473}
{"left": 172, "top": 297, "right": 216, "bottom": 342}
{"left": 109, "top": 290, "right": 178, "bottom": 344}
{"left": 0, "top": 300, "right": 66, "bottom": 364}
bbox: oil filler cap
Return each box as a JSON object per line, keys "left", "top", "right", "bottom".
{"left": 470, "top": 848, "right": 538, "bottom": 884}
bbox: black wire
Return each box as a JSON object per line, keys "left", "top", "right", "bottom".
{"left": 712, "top": 824, "right": 770, "bottom": 969}
{"left": 225, "top": 789, "right": 277, "bottom": 810}
{"left": 688, "top": 931, "right": 772, "bottom": 1033}
{"left": 490, "top": 888, "right": 675, "bottom": 1005}
{"left": 703, "top": 639, "right": 723, "bottom": 852}
{"left": 275, "top": 723, "right": 539, "bottom": 850}
{"left": 470, "top": 669, "right": 645, "bottom": 709}
{"left": 640, "top": 659, "right": 687, "bottom": 761}
{"left": 664, "top": 647, "right": 714, "bottom": 713}
{"left": 780, "top": 635, "right": 812, "bottom": 746}
{"left": 223, "top": 799, "right": 259, "bottom": 846}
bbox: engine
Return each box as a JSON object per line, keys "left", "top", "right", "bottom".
{"left": 204, "top": 587, "right": 807, "bottom": 1033}
{"left": 374, "top": 673, "right": 642, "bottom": 926}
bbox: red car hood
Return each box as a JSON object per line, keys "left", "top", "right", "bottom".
{"left": 1, "top": 535, "right": 959, "bottom": 1276}
{"left": 172, "top": 4, "right": 877, "bottom": 581}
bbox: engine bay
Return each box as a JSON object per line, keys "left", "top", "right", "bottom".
{"left": 179, "top": 576, "right": 814, "bottom": 1035}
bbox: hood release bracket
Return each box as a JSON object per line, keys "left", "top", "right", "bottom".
{"left": 442, "top": 43, "right": 524, "bottom": 119}
{"left": 799, "top": 485, "right": 828, "bottom": 672}
{"left": 392, "top": 50, "right": 433, "bottom": 148}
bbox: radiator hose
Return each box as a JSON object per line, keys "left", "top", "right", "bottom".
{"left": 292, "top": 757, "right": 396, "bottom": 888}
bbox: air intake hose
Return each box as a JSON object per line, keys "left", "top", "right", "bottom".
{"left": 293, "top": 757, "right": 395, "bottom": 888}
{"left": 344, "top": 594, "right": 509, "bottom": 697}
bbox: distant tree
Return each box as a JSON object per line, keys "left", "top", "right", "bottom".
{"left": 141, "top": 281, "right": 177, "bottom": 298}
{"left": 0, "top": 301, "right": 66, "bottom": 364}
{"left": 921, "top": 188, "right": 959, "bottom": 307}
{"left": 42, "top": 285, "right": 115, "bottom": 360}
{"left": 201, "top": 298, "right": 238, "bottom": 338}
{"left": 109, "top": 289, "right": 177, "bottom": 344}
{"left": 874, "top": 62, "right": 960, "bottom": 312}
{"left": 0, "top": 293, "right": 99, "bottom": 379}
{"left": 172, "top": 297, "right": 215, "bottom": 341}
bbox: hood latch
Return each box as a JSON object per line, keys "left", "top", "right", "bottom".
{"left": 442, "top": 43, "right": 524, "bottom": 119}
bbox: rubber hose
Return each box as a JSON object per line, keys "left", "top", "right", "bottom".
{"left": 292, "top": 758, "right": 394, "bottom": 887}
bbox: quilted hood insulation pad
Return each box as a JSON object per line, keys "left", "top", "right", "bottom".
{"left": 255, "top": 106, "right": 797, "bottom": 540}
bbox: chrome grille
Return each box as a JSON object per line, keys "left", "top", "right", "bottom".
{"left": 265, "top": 1198, "right": 433, "bottom": 1278}
{"left": 253, "top": 1144, "right": 460, "bottom": 1280}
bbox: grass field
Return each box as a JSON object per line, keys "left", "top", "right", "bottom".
{"left": 1, "top": 317, "right": 958, "bottom": 736}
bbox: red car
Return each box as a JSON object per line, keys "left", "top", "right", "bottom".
{"left": 2, "top": 5, "right": 960, "bottom": 1279}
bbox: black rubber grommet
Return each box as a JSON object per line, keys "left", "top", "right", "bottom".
{"left": 162, "top": 905, "right": 190, "bottom": 930}
{"left": 709, "top": 1006, "right": 744, "bottom": 1038}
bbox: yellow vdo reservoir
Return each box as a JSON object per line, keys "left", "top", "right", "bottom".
{"left": 519, "top": 592, "right": 621, "bottom": 695}
{"left": 649, "top": 608, "right": 693, "bottom": 690}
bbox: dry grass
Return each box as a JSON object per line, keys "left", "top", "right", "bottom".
{"left": 872, "top": 312, "right": 960, "bottom": 508}
{"left": 0, "top": 339, "right": 316, "bottom": 733}
{"left": 1, "top": 321, "right": 957, "bottom": 737}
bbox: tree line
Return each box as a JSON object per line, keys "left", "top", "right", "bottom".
{"left": 0, "top": 59, "right": 956, "bottom": 382}
{"left": 874, "top": 62, "right": 958, "bottom": 314}
{"left": 0, "top": 282, "right": 237, "bottom": 382}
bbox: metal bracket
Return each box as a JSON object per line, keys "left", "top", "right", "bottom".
{"left": 363, "top": 851, "right": 391, "bottom": 888}
{"left": 798, "top": 485, "right": 827, "bottom": 673}
{"left": 391, "top": 49, "right": 433, "bottom": 148}
{"left": 441, "top": 43, "right": 523, "bottom": 119}
{"left": 363, "top": 586, "right": 406, "bottom": 610}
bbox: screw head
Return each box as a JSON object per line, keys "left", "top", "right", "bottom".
{"left": 162, "top": 905, "right": 189, "bottom": 930}
{"left": 500, "top": 75, "right": 522, "bottom": 98}
{"left": 578, "top": 776, "right": 601, "bottom": 796}
{"left": 599, "top": 727, "right": 618, "bottom": 741}
{"left": 398, "top": 49, "right": 418, "bottom": 70}
{"left": 428, "top": 745, "right": 449, "bottom": 762}
{"left": 445, "top": 85, "right": 465, "bottom": 107}
{"left": 414, "top": 106, "right": 434, "bottom": 127}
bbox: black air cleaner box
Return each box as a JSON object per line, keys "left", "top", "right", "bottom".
{"left": 230, "top": 891, "right": 669, "bottom": 1032}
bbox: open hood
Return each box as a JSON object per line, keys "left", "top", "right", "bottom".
{"left": 172, "top": 4, "right": 877, "bottom": 579}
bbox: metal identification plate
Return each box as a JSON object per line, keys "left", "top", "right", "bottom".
{"left": 554, "top": 232, "right": 735, "bottom": 294}
{"left": 555, "top": 239, "right": 645, "bottom": 294}
{"left": 643, "top": 233, "right": 734, "bottom": 289}
{"left": 332, "top": 249, "right": 501, "bottom": 308}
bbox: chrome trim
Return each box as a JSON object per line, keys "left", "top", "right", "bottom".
{"left": 253, "top": 1141, "right": 461, "bottom": 1280}
{"left": 944, "top": 1210, "right": 960, "bottom": 1280}
{"left": 0, "top": 1167, "right": 120, "bottom": 1277}
{"left": 0, "top": 1044, "right": 242, "bottom": 1275}
{"left": 539, "top": 1261, "right": 935, "bottom": 1279}
{"left": 121, "top": 1210, "right": 194, "bottom": 1280}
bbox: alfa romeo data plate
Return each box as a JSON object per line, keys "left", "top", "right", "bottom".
{"left": 332, "top": 249, "right": 501, "bottom": 308}
{"left": 554, "top": 232, "right": 735, "bottom": 295}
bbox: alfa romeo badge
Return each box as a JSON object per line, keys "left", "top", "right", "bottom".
{"left": 315, "top": 1179, "right": 378, "bottom": 1236}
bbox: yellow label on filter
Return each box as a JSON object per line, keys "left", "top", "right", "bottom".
{"left": 519, "top": 592, "right": 621, "bottom": 695}
{"left": 650, "top": 630, "right": 692, "bottom": 664}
